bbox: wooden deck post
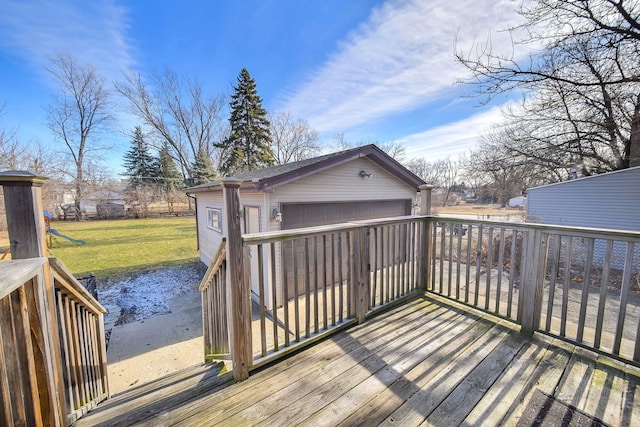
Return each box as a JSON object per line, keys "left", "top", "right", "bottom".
{"left": 0, "top": 170, "right": 48, "bottom": 259}
{"left": 419, "top": 184, "right": 434, "bottom": 292}
{"left": 222, "top": 178, "right": 251, "bottom": 381}
{"left": 0, "top": 171, "right": 68, "bottom": 426}
{"left": 520, "top": 228, "right": 548, "bottom": 335}
{"left": 354, "top": 227, "right": 370, "bottom": 324}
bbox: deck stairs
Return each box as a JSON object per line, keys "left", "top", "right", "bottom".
{"left": 74, "top": 362, "right": 232, "bottom": 426}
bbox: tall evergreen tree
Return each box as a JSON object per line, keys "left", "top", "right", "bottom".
{"left": 155, "top": 142, "right": 184, "bottom": 212}
{"left": 190, "top": 147, "right": 217, "bottom": 186}
{"left": 219, "top": 68, "right": 274, "bottom": 175}
{"left": 156, "top": 141, "right": 182, "bottom": 192}
{"left": 123, "top": 126, "right": 156, "bottom": 188}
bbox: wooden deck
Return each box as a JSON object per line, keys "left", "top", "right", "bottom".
{"left": 76, "top": 294, "right": 640, "bottom": 426}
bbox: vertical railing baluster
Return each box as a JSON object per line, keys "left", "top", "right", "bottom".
{"left": 448, "top": 223, "right": 454, "bottom": 297}
{"left": 594, "top": 239, "right": 613, "bottom": 350}
{"left": 270, "top": 242, "right": 279, "bottom": 351}
{"left": 293, "top": 238, "right": 301, "bottom": 342}
{"left": 439, "top": 223, "right": 445, "bottom": 294}
{"left": 338, "top": 233, "right": 344, "bottom": 323}
{"left": 282, "top": 240, "right": 290, "bottom": 347}
{"left": 455, "top": 225, "right": 463, "bottom": 300}
{"left": 465, "top": 225, "right": 473, "bottom": 304}
{"left": 560, "top": 235, "right": 572, "bottom": 337}
{"left": 303, "top": 237, "right": 311, "bottom": 338}
{"left": 321, "top": 236, "right": 328, "bottom": 331}
{"left": 258, "top": 244, "right": 267, "bottom": 357}
{"left": 372, "top": 227, "right": 379, "bottom": 307}
{"left": 313, "top": 236, "right": 319, "bottom": 333}
{"left": 577, "top": 238, "right": 595, "bottom": 343}
{"left": 331, "top": 233, "right": 336, "bottom": 326}
{"left": 613, "top": 242, "right": 635, "bottom": 356}
{"left": 545, "top": 234, "right": 562, "bottom": 332}
{"left": 485, "top": 227, "right": 494, "bottom": 310}
{"left": 474, "top": 225, "right": 483, "bottom": 307}
{"left": 495, "top": 228, "right": 506, "bottom": 314}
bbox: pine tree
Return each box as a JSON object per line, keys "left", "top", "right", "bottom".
{"left": 219, "top": 68, "right": 274, "bottom": 175}
{"left": 190, "top": 147, "right": 217, "bottom": 186}
{"left": 155, "top": 142, "right": 184, "bottom": 212}
{"left": 123, "top": 126, "right": 156, "bottom": 188}
{"left": 156, "top": 142, "right": 182, "bottom": 192}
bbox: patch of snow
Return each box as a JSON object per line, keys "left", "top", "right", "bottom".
{"left": 97, "top": 261, "right": 206, "bottom": 324}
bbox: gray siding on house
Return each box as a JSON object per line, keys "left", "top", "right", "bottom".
{"left": 527, "top": 166, "right": 640, "bottom": 231}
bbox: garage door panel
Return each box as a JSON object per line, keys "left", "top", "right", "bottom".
{"left": 282, "top": 199, "right": 410, "bottom": 230}
{"left": 281, "top": 199, "right": 411, "bottom": 299}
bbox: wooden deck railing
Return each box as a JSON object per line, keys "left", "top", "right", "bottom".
{"left": 429, "top": 217, "right": 640, "bottom": 364}
{"left": 210, "top": 179, "right": 640, "bottom": 381}
{"left": 200, "top": 238, "right": 229, "bottom": 361}
{"left": 50, "top": 258, "right": 109, "bottom": 424}
{"left": 0, "top": 257, "right": 108, "bottom": 426}
{"left": 234, "top": 216, "right": 426, "bottom": 371}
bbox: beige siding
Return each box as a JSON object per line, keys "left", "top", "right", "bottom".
{"left": 196, "top": 193, "right": 225, "bottom": 265}
{"left": 271, "top": 157, "right": 416, "bottom": 205}
{"left": 195, "top": 157, "right": 419, "bottom": 307}
{"left": 527, "top": 166, "right": 640, "bottom": 231}
{"left": 196, "top": 192, "right": 267, "bottom": 265}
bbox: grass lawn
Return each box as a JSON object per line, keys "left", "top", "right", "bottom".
{"left": 47, "top": 216, "right": 199, "bottom": 280}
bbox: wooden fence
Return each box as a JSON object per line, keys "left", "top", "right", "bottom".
{"left": 0, "top": 257, "right": 108, "bottom": 426}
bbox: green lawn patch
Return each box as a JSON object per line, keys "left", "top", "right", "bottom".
{"left": 47, "top": 216, "right": 199, "bottom": 280}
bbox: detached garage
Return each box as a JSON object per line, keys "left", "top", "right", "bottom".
{"left": 185, "top": 144, "right": 426, "bottom": 268}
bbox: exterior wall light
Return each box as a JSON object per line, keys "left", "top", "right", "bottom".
{"left": 271, "top": 208, "right": 282, "bottom": 222}
{"left": 359, "top": 170, "right": 373, "bottom": 179}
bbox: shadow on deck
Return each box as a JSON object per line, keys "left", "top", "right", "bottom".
{"left": 76, "top": 294, "right": 640, "bottom": 426}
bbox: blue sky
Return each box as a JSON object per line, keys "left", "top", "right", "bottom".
{"left": 0, "top": 0, "right": 529, "bottom": 176}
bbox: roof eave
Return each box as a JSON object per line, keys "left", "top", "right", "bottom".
{"left": 259, "top": 145, "right": 426, "bottom": 190}
{"left": 185, "top": 180, "right": 262, "bottom": 196}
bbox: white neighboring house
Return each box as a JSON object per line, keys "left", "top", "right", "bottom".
{"left": 527, "top": 166, "right": 640, "bottom": 231}
{"left": 508, "top": 196, "right": 527, "bottom": 209}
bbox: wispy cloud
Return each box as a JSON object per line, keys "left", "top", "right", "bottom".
{"left": 281, "top": 0, "right": 525, "bottom": 134}
{"left": 0, "top": 0, "right": 135, "bottom": 83}
{"left": 400, "top": 106, "right": 505, "bottom": 160}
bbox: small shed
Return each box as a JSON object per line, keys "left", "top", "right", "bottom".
{"left": 508, "top": 196, "right": 527, "bottom": 209}
{"left": 185, "top": 144, "right": 427, "bottom": 268}
{"left": 527, "top": 166, "right": 640, "bottom": 231}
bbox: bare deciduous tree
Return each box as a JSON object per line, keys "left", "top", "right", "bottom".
{"left": 377, "top": 141, "right": 406, "bottom": 162}
{"left": 456, "top": 0, "right": 640, "bottom": 171}
{"left": 406, "top": 157, "right": 462, "bottom": 206}
{"left": 116, "top": 68, "right": 226, "bottom": 182}
{"left": 269, "top": 111, "right": 320, "bottom": 164}
{"left": 47, "top": 52, "right": 113, "bottom": 210}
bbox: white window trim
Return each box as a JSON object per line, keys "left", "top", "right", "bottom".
{"left": 206, "top": 207, "right": 222, "bottom": 232}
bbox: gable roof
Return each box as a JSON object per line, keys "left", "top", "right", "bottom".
{"left": 185, "top": 144, "right": 426, "bottom": 194}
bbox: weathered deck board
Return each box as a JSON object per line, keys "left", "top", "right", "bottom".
{"left": 74, "top": 362, "right": 232, "bottom": 426}
{"left": 136, "top": 297, "right": 442, "bottom": 426}
{"left": 76, "top": 294, "right": 640, "bottom": 427}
